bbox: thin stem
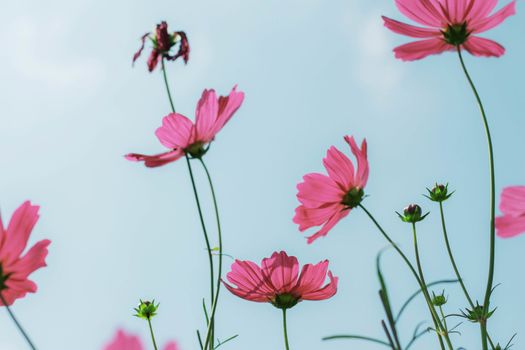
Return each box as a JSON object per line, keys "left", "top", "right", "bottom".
{"left": 282, "top": 309, "right": 291, "bottom": 350}
{"left": 147, "top": 318, "right": 159, "bottom": 350}
{"left": 161, "top": 58, "right": 176, "bottom": 113}
{"left": 0, "top": 293, "right": 37, "bottom": 350}
{"left": 358, "top": 204, "right": 446, "bottom": 350}
{"left": 439, "top": 306, "right": 448, "bottom": 334}
{"left": 412, "top": 223, "right": 453, "bottom": 350}
{"left": 200, "top": 158, "right": 223, "bottom": 350}
{"left": 439, "top": 202, "right": 475, "bottom": 308}
{"left": 457, "top": 47, "right": 495, "bottom": 350}
{"left": 185, "top": 155, "right": 215, "bottom": 319}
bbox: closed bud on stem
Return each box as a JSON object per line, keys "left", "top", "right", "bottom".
{"left": 426, "top": 183, "right": 454, "bottom": 202}
{"left": 134, "top": 300, "right": 159, "bottom": 320}
{"left": 432, "top": 291, "right": 448, "bottom": 307}
{"left": 397, "top": 204, "right": 429, "bottom": 223}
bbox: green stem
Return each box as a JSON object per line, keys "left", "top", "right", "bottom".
{"left": 184, "top": 155, "right": 215, "bottom": 325}
{"left": 200, "top": 158, "right": 222, "bottom": 350}
{"left": 147, "top": 318, "right": 159, "bottom": 350}
{"left": 358, "top": 204, "right": 445, "bottom": 350}
{"left": 282, "top": 309, "right": 291, "bottom": 350}
{"left": 457, "top": 47, "right": 495, "bottom": 350}
{"left": 161, "top": 58, "right": 176, "bottom": 113}
{"left": 439, "top": 202, "right": 475, "bottom": 308}
{"left": 412, "top": 223, "right": 453, "bottom": 350}
{"left": 439, "top": 306, "right": 448, "bottom": 334}
{"left": 0, "top": 293, "right": 37, "bottom": 350}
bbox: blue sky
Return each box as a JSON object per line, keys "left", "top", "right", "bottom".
{"left": 0, "top": 0, "right": 524, "bottom": 349}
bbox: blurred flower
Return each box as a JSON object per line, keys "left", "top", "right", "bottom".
{"left": 104, "top": 329, "right": 178, "bottom": 350}
{"left": 0, "top": 201, "right": 50, "bottom": 306}
{"left": 495, "top": 186, "right": 525, "bottom": 238}
{"left": 223, "top": 251, "right": 338, "bottom": 309}
{"left": 294, "top": 136, "right": 369, "bottom": 243}
{"left": 126, "top": 86, "right": 244, "bottom": 167}
{"left": 133, "top": 21, "right": 190, "bottom": 72}
{"left": 382, "top": 0, "right": 516, "bottom": 61}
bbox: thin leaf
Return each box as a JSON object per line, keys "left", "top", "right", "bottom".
{"left": 214, "top": 334, "right": 239, "bottom": 349}
{"left": 322, "top": 334, "right": 391, "bottom": 347}
{"left": 196, "top": 330, "right": 204, "bottom": 350}
{"left": 381, "top": 320, "right": 396, "bottom": 350}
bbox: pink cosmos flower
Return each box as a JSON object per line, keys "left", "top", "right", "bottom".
{"left": 495, "top": 186, "right": 525, "bottom": 238}
{"left": 133, "top": 21, "right": 190, "bottom": 72}
{"left": 126, "top": 86, "right": 244, "bottom": 167}
{"left": 223, "top": 251, "right": 338, "bottom": 309}
{"left": 104, "top": 329, "right": 178, "bottom": 350}
{"left": 294, "top": 135, "right": 369, "bottom": 244}
{"left": 0, "top": 201, "right": 50, "bottom": 306}
{"left": 382, "top": 0, "right": 517, "bottom": 61}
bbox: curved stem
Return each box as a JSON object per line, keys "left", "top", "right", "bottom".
{"left": 358, "top": 204, "right": 446, "bottom": 350}
{"left": 412, "top": 223, "right": 453, "bottom": 350}
{"left": 185, "top": 155, "right": 215, "bottom": 321}
{"left": 0, "top": 293, "right": 37, "bottom": 350}
{"left": 161, "top": 58, "right": 176, "bottom": 113}
{"left": 457, "top": 47, "right": 495, "bottom": 350}
{"left": 147, "top": 318, "right": 159, "bottom": 350}
{"left": 439, "top": 202, "right": 475, "bottom": 308}
{"left": 282, "top": 309, "right": 291, "bottom": 350}
{"left": 200, "top": 158, "right": 222, "bottom": 350}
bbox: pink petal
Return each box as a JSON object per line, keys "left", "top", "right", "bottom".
{"left": 293, "top": 203, "right": 342, "bottom": 232}
{"left": 306, "top": 209, "right": 350, "bottom": 244}
{"left": 470, "top": 1, "right": 516, "bottom": 34}
{"left": 393, "top": 38, "right": 453, "bottom": 61}
{"left": 394, "top": 0, "right": 446, "bottom": 27}
{"left": 155, "top": 113, "right": 195, "bottom": 149}
{"left": 9, "top": 239, "right": 50, "bottom": 280}
{"left": 194, "top": 89, "right": 219, "bottom": 143}
{"left": 210, "top": 85, "right": 245, "bottom": 137}
{"left": 224, "top": 260, "right": 274, "bottom": 302}
{"left": 260, "top": 251, "right": 299, "bottom": 294}
{"left": 496, "top": 215, "right": 525, "bottom": 238}
{"left": 466, "top": 0, "right": 498, "bottom": 22}
{"left": 499, "top": 186, "right": 525, "bottom": 216}
{"left": 344, "top": 136, "right": 369, "bottom": 188}
{"left": 462, "top": 36, "right": 505, "bottom": 57}
{"left": 2, "top": 202, "right": 39, "bottom": 265}
{"left": 323, "top": 146, "right": 355, "bottom": 190}
{"left": 147, "top": 50, "right": 161, "bottom": 72}
{"left": 442, "top": 0, "right": 473, "bottom": 23}
{"left": 163, "top": 342, "right": 179, "bottom": 350}
{"left": 300, "top": 271, "right": 339, "bottom": 301}
{"left": 104, "top": 329, "right": 144, "bottom": 350}
{"left": 296, "top": 173, "right": 345, "bottom": 208}
{"left": 132, "top": 33, "right": 150, "bottom": 65}
{"left": 293, "top": 260, "right": 329, "bottom": 295}
{"left": 125, "top": 150, "right": 184, "bottom": 168}
{"left": 382, "top": 16, "right": 442, "bottom": 38}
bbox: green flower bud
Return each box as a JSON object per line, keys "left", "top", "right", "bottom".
{"left": 461, "top": 302, "right": 495, "bottom": 323}
{"left": 432, "top": 292, "right": 448, "bottom": 307}
{"left": 271, "top": 293, "right": 300, "bottom": 310}
{"left": 397, "top": 204, "right": 429, "bottom": 223}
{"left": 426, "top": 183, "right": 453, "bottom": 202}
{"left": 134, "top": 300, "right": 159, "bottom": 320}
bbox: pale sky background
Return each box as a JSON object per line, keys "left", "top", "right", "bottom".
{"left": 0, "top": 0, "right": 524, "bottom": 349}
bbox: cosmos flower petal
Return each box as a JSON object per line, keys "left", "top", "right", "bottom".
{"left": 194, "top": 89, "right": 219, "bottom": 143}
{"left": 466, "top": 0, "right": 498, "bottom": 22}
{"left": 296, "top": 173, "right": 345, "bottom": 208}
{"left": 9, "top": 239, "right": 50, "bottom": 280}
{"left": 323, "top": 146, "right": 355, "bottom": 189}
{"left": 382, "top": 16, "right": 442, "bottom": 38}
{"left": 394, "top": 0, "right": 446, "bottom": 27}
{"left": 345, "top": 136, "right": 369, "bottom": 188}
{"left": 293, "top": 203, "right": 343, "bottom": 232}
{"left": 260, "top": 251, "right": 299, "bottom": 294}
{"left": 300, "top": 271, "right": 339, "bottom": 301}
{"left": 499, "top": 186, "right": 525, "bottom": 215}
{"left": 125, "top": 150, "right": 184, "bottom": 168}
{"left": 306, "top": 209, "right": 350, "bottom": 244}
{"left": 496, "top": 215, "right": 525, "bottom": 238}
{"left": 470, "top": 1, "right": 516, "bottom": 33}
{"left": 393, "top": 38, "right": 453, "bottom": 61}
{"left": 462, "top": 36, "right": 505, "bottom": 57}
{"left": 211, "top": 86, "right": 245, "bottom": 137}
{"left": 293, "top": 260, "right": 329, "bottom": 294}
{"left": 155, "top": 113, "right": 195, "bottom": 149}
{"left": 104, "top": 329, "right": 144, "bottom": 350}
{"left": 2, "top": 201, "right": 39, "bottom": 264}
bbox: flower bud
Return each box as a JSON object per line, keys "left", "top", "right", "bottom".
{"left": 397, "top": 204, "right": 429, "bottom": 223}
{"left": 134, "top": 300, "right": 159, "bottom": 320}
{"left": 431, "top": 292, "right": 447, "bottom": 307}
{"left": 426, "top": 183, "right": 453, "bottom": 202}
{"left": 461, "top": 302, "right": 495, "bottom": 323}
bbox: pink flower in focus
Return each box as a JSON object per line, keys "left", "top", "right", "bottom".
{"left": 223, "top": 251, "right": 338, "bottom": 309}
{"left": 294, "top": 136, "right": 369, "bottom": 244}
{"left": 496, "top": 186, "right": 525, "bottom": 238}
{"left": 382, "top": 0, "right": 517, "bottom": 61}
{"left": 0, "top": 201, "right": 50, "bottom": 306}
{"left": 133, "top": 21, "right": 190, "bottom": 72}
{"left": 126, "top": 86, "right": 244, "bottom": 167}
{"left": 104, "top": 329, "right": 178, "bottom": 350}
